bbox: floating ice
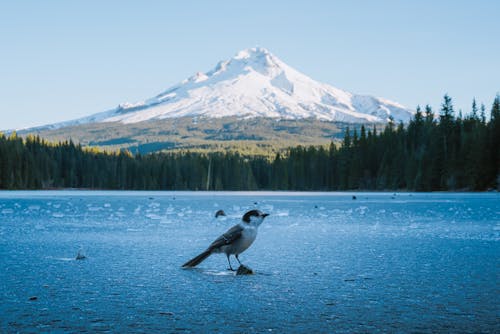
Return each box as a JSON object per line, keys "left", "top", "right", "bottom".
{"left": 146, "top": 213, "right": 162, "bottom": 220}
{"left": 274, "top": 210, "right": 289, "bottom": 217}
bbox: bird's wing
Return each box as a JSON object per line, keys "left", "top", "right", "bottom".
{"left": 208, "top": 224, "right": 243, "bottom": 250}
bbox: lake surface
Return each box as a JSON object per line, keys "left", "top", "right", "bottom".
{"left": 0, "top": 191, "right": 499, "bottom": 333}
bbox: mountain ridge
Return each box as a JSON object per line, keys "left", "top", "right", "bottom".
{"left": 24, "top": 116, "right": 369, "bottom": 156}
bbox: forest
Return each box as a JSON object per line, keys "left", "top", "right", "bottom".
{"left": 1, "top": 95, "right": 499, "bottom": 191}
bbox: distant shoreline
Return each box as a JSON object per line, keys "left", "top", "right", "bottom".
{"left": 0, "top": 189, "right": 497, "bottom": 194}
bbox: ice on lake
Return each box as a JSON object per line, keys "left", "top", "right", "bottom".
{"left": 0, "top": 191, "right": 499, "bottom": 332}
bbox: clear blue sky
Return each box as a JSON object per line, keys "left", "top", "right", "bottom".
{"left": 1, "top": 0, "right": 498, "bottom": 129}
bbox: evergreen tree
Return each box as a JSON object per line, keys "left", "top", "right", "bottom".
{"left": 489, "top": 95, "right": 500, "bottom": 189}
{"left": 1, "top": 95, "right": 498, "bottom": 191}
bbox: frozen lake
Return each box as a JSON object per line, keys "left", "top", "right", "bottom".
{"left": 0, "top": 191, "right": 499, "bottom": 333}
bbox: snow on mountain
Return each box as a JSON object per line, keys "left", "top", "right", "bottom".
{"left": 46, "top": 47, "right": 414, "bottom": 129}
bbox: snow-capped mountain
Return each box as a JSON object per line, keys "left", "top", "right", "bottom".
{"left": 44, "top": 47, "right": 413, "bottom": 129}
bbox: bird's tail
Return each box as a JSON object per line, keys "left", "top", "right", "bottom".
{"left": 182, "top": 249, "right": 212, "bottom": 268}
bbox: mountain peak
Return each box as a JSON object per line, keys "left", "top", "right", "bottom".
{"left": 37, "top": 47, "right": 414, "bottom": 129}
{"left": 234, "top": 47, "right": 272, "bottom": 60}
{"left": 206, "top": 47, "right": 283, "bottom": 79}
{"left": 233, "top": 47, "right": 284, "bottom": 70}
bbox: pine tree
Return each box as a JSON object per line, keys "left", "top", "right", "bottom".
{"left": 489, "top": 95, "right": 500, "bottom": 189}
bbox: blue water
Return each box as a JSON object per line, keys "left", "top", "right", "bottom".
{"left": 0, "top": 191, "right": 499, "bottom": 333}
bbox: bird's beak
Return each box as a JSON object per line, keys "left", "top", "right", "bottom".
{"left": 262, "top": 213, "right": 270, "bottom": 218}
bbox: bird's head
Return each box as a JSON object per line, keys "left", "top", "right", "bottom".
{"left": 242, "top": 209, "right": 269, "bottom": 226}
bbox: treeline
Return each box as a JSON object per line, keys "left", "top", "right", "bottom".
{"left": 1, "top": 95, "right": 499, "bottom": 191}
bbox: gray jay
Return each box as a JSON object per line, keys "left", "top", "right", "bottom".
{"left": 182, "top": 210, "right": 269, "bottom": 270}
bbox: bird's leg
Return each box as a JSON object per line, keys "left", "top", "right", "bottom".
{"left": 226, "top": 254, "right": 235, "bottom": 271}
{"left": 235, "top": 254, "right": 242, "bottom": 265}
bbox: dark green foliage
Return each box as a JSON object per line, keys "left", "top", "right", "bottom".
{"left": 20, "top": 116, "right": 348, "bottom": 157}
{"left": 1, "top": 95, "right": 499, "bottom": 191}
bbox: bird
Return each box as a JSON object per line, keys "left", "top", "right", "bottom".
{"left": 182, "top": 210, "right": 269, "bottom": 270}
